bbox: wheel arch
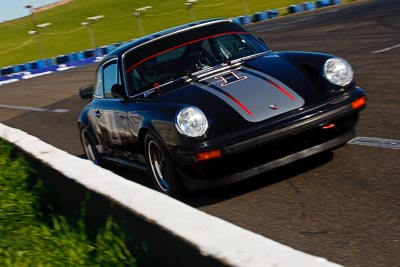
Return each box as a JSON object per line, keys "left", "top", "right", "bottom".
{"left": 138, "top": 127, "right": 149, "bottom": 156}
{"left": 78, "top": 120, "right": 101, "bottom": 149}
{"left": 138, "top": 126, "right": 165, "bottom": 155}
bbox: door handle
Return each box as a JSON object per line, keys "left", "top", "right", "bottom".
{"left": 94, "top": 110, "right": 101, "bottom": 118}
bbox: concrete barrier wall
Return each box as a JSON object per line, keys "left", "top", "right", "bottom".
{"left": 0, "top": 122, "right": 343, "bottom": 267}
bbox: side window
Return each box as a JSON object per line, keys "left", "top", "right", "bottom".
{"left": 103, "top": 60, "right": 119, "bottom": 98}
{"left": 93, "top": 67, "right": 103, "bottom": 97}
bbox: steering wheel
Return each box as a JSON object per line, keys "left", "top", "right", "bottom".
{"left": 194, "top": 56, "right": 212, "bottom": 70}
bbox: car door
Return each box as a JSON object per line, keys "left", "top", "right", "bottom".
{"left": 94, "top": 59, "right": 137, "bottom": 161}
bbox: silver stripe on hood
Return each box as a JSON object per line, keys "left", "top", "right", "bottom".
{"left": 197, "top": 67, "right": 305, "bottom": 122}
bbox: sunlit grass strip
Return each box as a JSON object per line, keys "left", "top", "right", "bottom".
{"left": 0, "top": 139, "right": 137, "bottom": 267}
{"left": 0, "top": 0, "right": 356, "bottom": 67}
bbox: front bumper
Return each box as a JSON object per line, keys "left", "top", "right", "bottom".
{"left": 175, "top": 95, "right": 364, "bottom": 190}
{"left": 180, "top": 130, "right": 355, "bottom": 190}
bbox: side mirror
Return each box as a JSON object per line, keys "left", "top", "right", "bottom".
{"left": 111, "top": 84, "right": 127, "bottom": 99}
{"left": 79, "top": 84, "right": 94, "bottom": 99}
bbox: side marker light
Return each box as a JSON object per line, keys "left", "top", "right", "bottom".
{"left": 322, "top": 123, "right": 336, "bottom": 130}
{"left": 196, "top": 149, "right": 222, "bottom": 161}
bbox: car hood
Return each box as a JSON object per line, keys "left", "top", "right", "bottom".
{"left": 195, "top": 66, "right": 305, "bottom": 122}
{"left": 157, "top": 53, "right": 324, "bottom": 123}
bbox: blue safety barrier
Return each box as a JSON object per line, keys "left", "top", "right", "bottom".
{"left": 68, "top": 52, "right": 78, "bottom": 61}
{"left": 303, "top": 2, "right": 316, "bottom": 11}
{"left": 0, "top": 67, "right": 13, "bottom": 76}
{"left": 83, "top": 49, "right": 95, "bottom": 58}
{"left": 330, "top": 0, "right": 341, "bottom": 4}
{"left": 77, "top": 51, "right": 85, "bottom": 60}
{"left": 42, "top": 58, "right": 54, "bottom": 67}
{"left": 11, "top": 65, "right": 24, "bottom": 73}
{"left": 29, "top": 61, "right": 39, "bottom": 70}
{"left": 17, "top": 64, "right": 26, "bottom": 72}
{"left": 253, "top": 11, "right": 268, "bottom": 22}
{"left": 35, "top": 59, "right": 45, "bottom": 69}
{"left": 94, "top": 48, "right": 104, "bottom": 57}
{"left": 23, "top": 62, "right": 32, "bottom": 71}
{"left": 112, "top": 42, "right": 122, "bottom": 48}
{"left": 316, "top": 0, "right": 331, "bottom": 8}
{"left": 69, "top": 52, "right": 87, "bottom": 61}
{"left": 55, "top": 55, "right": 70, "bottom": 64}
{"left": 68, "top": 53, "right": 76, "bottom": 62}
{"left": 238, "top": 15, "right": 252, "bottom": 25}
{"left": 95, "top": 44, "right": 117, "bottom": 57}
{"left": 107, "top": 44, "right": 117, "bottom": 53}
{"left": 232, "top": 17, "right": 242, "bottom": 25}
{"left": 289, "top": 4, "right": 304, "bottom": 13}
{"left": 267, "top": 9, "right": 279, "bottom": 18}
{"left": 0, "top": 72, "right": 10, "bottom": 80}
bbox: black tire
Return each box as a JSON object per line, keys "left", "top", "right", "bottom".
{"left": 144, "top": 132, "right": 185, "bottom": 197}
{"left": 80, "top": 128, "right": 102, "bottom": 165}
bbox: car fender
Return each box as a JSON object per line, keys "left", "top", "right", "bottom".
{"left": 78, "top": 104, "right": 103, "bottom": 149}
{"left": 127, "top": 101, "right": 187, "bottom": 147}
{"left": 275, "top": 51, "right": 356, "bottom": 92}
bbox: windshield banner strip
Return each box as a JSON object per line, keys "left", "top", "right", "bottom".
{"left": 125, "top": 31, "right": 249, "bottom": 74}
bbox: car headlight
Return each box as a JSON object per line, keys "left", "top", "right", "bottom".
{"left": 323, "top": 58, "right": 353, "bottom": 87}
{"left": 175, "top": 106, "right": 208, "bottom": 137}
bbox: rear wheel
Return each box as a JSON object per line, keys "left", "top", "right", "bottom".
{"left": 144, "top": 133, "right": 184, "bottom": 197}
{"left": 80, "top": 128, "right": 102, "bottom": 165}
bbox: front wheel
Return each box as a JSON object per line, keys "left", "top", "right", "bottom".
{"left": 144, "top": 133, "right": 184, "bottom": 197}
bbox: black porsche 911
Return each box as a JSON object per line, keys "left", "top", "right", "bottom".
{"left": 78, "top": 18, "right": 366, "bottom": 196}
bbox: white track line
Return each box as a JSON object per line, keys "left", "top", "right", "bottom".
{"left": 0, "top": 104, "right": 69, "bottom": 113}
{"left": 22, "top": 71, "right": 54, "bottom": 79}
{"left": 0, "top": 79, "right": 20, "bottom": 86}
{"left": 371, "top": 44, "right": 400, "bottom": 54}
{"left": 0, "top": 104, "right": 47, "bottom": 112}
{"left": 348, "top": 137, "right": 400, "bottom": 149}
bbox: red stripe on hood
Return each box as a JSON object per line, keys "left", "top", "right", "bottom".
{"left": 264, "top": 78, "right": 296, "bottom": 101}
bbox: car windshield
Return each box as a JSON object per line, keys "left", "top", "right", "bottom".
{"left": 124, "top": 21, "right": 269, "bottom": 95}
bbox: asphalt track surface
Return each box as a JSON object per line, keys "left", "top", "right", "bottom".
{"left": 1, "top": 0, "right": 399, "bottom": 266}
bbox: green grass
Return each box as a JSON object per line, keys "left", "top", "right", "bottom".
{"left": 0, "top": 0, "right": 330, "bottom": 68}
{"left": 0, "top": 139, "right": 137, "bottom": 266}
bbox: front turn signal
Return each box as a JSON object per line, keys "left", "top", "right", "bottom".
{"left": 351, "top": 96, "right": 366, "bottom": 110}
{"left": 196, "top": 149, "right": 222, "bottom": 161}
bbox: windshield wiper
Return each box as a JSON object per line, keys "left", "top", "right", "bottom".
{"left": 143, "top": 52, "right": 271, "bottom": 97}
{"left": 189, "top": 52, "right": 269, "bottom": 81}
{"left": 143, "top": 75, "right": 191, "bottom": 97}
{"left": 229, "top": 51, "right": 270, "bottom": 64}
{"left": 190, "top": 61, "right": 243, "bottom": 82}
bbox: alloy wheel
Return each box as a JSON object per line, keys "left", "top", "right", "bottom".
{"left": 147, "top": 140, "right": 169, "bottom": 191}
